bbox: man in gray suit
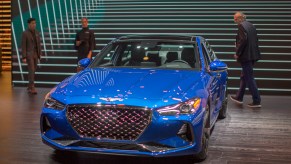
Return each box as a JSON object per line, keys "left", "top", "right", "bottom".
{"left": 21, "top": 18, "right": 42, "bottom": 94}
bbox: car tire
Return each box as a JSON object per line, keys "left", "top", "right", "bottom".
{"left": 194, "top": 103, "right": 210, "bottom": 161}
{"left": 218, "top": 87, "right": 228, "bottom": 119}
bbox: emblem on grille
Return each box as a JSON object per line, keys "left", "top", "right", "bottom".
{"left": 99, "top": 97, "right": 123, "bottom": 102}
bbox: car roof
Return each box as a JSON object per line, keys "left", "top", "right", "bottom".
{"left": 117, "top": 35, "right": 202, "bottom": 42}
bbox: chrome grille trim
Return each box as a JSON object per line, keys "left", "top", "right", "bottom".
{"left": 69, "top": 141, "right": 175, "bottom": 153}
{"left": 66, "top": 104, "right": 152, "bottom": 141}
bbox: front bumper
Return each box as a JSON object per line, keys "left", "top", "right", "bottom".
{"left": 42, "top": 135, "right": 196, "bottom": 157}
{"left": 40, "top": 106, "right": 205, "bottom": 157}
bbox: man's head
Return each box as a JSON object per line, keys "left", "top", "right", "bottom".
{"left": 27, "top": 18, "right": 36, "bottom": 31}
{"left": 81, "top": 17, "right": 88, "bottom": 28}
{"left": 234, "top": 12, "right": 246, "bottom": 24}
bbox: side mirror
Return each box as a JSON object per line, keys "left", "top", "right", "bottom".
{"left": 209, "top": 60, "right": 228, "bottom": 72}
{"left": 78, "top": 58, "right": 91, "bottom": 68}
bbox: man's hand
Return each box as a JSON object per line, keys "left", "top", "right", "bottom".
{"left": 76, "top": 40, "right": 82, "bottom": 46}
{"left": 22, "top": 58, "right": 27, "bottom": 63}
{"left": 87, "top": 51, "right": 92, "bottom": 59}
{"left": 234, "top": 54, "right": 239, "bottom": 59}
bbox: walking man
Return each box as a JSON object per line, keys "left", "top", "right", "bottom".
{"left": 21, "top": 18, "right": 42, "bottom": 94}
{"left": 230, "top": 12, "right": 262, "bottom": 108}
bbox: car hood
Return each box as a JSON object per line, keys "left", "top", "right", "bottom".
{"left": 54, "top": 68, "right": 203, "bottom": 103}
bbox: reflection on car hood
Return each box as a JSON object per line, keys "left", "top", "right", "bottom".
{"left": 54, "top": 68, "right": 202, "bottom": 101}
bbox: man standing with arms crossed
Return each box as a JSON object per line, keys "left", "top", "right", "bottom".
{"left": 22, "top": 18, "right": 42, "bottom": 94}
{"left": 230, "top": 12, "right": 262, "bottom": 108}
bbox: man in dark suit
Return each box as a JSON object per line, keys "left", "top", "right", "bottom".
{"left": 21, "top": 18, "right": 42, "bottom": 94}
{"left": 75, "top": 17, "right": 95, "bottom": 72}
{"left": 230, "top": 12, "right": 261, "bottom": 108}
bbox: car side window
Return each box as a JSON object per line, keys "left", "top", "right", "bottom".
{"left": 100, "top": 47, "right": 118, "bottom": 65}
{"left": 115, "top": 44, "right": 132, "bottom": 66}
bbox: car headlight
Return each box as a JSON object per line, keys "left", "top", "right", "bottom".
{"left": 157, "top": 98, "right": 201, "bottom": 116}
{"left": 44, "top": 89, "right": 65, "bottom": 110}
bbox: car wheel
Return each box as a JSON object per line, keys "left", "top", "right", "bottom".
{"left": 194, "top": 103, "right": 210, "bottom": 161}
{"left": 218, "top": 87, "right": 228, "bottom": 119}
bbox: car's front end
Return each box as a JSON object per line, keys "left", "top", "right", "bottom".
{"left": 40, "top": 68, "right": 208, "bottom": 157}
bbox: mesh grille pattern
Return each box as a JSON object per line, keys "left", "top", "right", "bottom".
{"left": 66, "top": 105, "right": 152, "bottom": 140}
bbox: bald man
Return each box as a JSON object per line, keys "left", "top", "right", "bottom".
{"left": 230, "top": 12, "right": 261, "bottom": 108}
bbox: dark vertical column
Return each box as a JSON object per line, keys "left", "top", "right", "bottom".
{"left": 0, "top": 47, "right": 2, "bottom": 72}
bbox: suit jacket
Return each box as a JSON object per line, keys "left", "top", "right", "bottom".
{"left": 21, "top": 29, "right": 42, "bottom": 59}
{"left": 235, "top": 21, "right": 261, "bottom": 63}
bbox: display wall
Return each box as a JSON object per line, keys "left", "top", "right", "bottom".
{"left": 0, "top": 0, "right": 11, "bottom": 71}
{"left": 12, "top": 0, "right": 291, "bottom": 95}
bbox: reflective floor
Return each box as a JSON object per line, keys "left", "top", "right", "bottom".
{"left": 1, "top": 71, "right": 291, "bottom": 164}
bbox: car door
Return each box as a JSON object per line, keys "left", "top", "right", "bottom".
{"left": 200, "top": 40, "right": 221, "bottom": 125}
{"left": 205, "top": 40, "right": 228, "bottom": 119}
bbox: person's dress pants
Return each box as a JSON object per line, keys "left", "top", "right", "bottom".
{"left": 236, "top": 61, "right": 261, "bottom": 104}
{"left": 27, "top": 52, "right": 38, "bottom": 88}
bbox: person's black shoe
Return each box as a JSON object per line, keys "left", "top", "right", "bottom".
{"left": 247, "top": 102, "right": 261, "bottom": 108}
{"left": 27, "top": 87, "right": 37, "bottom": 94}
{"left": 230, "top": 96, "right": 243, "bottom": 105}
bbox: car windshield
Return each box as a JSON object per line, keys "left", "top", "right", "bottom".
{"left": 89, "top": 40, "right": 199, "bottom": 69}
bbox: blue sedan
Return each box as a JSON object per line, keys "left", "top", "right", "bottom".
{"left": 40, "top": 35, "right": 228, "bottom": 161}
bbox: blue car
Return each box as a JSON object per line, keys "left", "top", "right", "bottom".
{"left": 41, "top": 35, "right": 228, "bottom": 161}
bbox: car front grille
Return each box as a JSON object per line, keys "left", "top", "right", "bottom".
{"left": 66, "top": 104, "right": 152, "bottom": 140}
